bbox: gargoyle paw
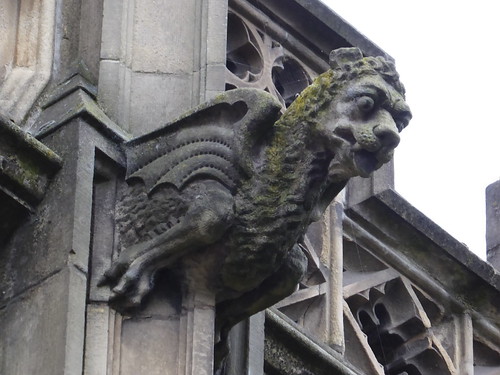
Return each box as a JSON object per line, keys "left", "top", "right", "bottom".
{"left": 107, "top": 264, "right": 155, "bottom": 311}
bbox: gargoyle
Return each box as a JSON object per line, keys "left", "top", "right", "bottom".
{"left": 100, "top": 47, "right": 411, "bottom": 350}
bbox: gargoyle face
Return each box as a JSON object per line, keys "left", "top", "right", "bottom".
{"left": 325, "top": 74, "right": 412, "bottom": 180}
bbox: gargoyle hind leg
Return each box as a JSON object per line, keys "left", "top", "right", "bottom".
{"left": 100, "top": 181, "right": 234, "bottom": 308}
{"left": 215, "top": 243, "right": 307, "bottom": 345}
{"left": 214, "top": 244, "right": 307, "bottom": 373}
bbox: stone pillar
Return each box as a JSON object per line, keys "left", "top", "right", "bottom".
{"left": 177, "top": 289, "right": 216, "bottom": 375}
{"left": 486, "top": 180, "right": 500, "bottom": 268}
{"left": 327, "top": 198, "right": 345, "bottom": 351}
{"left": 345, "top": 159, "right": 395, "bottom": 207}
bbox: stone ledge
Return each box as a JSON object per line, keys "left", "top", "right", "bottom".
{"left": 264, "top": 308, "right": 363, "bottom": 375}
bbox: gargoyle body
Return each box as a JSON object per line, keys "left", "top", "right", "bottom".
{"left": 101, "top": 48, "right": 411, "bottom": 346}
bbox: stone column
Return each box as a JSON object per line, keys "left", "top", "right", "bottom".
{"left": 486, "top": 180, "right": 500, "bottom": 268}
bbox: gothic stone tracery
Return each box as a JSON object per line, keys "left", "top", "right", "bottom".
{"left": 225, "top": 12, "right": 314, "bottom": 108}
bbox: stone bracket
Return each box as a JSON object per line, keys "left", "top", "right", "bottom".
{"left": 0, "top": 114, "right": 62, "bottom": 243}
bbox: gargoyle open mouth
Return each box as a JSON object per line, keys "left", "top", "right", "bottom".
{"left": 354, "top": 149, "right": 380, "bottom": 177}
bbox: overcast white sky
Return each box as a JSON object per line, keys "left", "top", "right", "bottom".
{"left": 322, "top": 1, "right": 500, "bottom": 258}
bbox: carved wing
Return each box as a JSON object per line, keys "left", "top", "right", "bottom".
{"left": 124, "top": 89, "right": 282, "bottom": 193}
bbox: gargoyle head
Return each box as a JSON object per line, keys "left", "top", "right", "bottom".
{"left": 318, "top": 48, "right": 411, "bottom": 181}
{"left": 282, "top": 47, "right": 412, "bottom": 184}
{"left": 324, "top": 48, "right": 412, "bottom": 181}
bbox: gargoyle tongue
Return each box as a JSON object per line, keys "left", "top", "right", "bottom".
{"left": 354, "top": 149, "right": 379, "bottom": 177}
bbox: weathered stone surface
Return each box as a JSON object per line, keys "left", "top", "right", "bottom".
{"left": 0, "top": 267, "right": 87, "bottom": 375}
{"left": 0, "top": 115, "right": 61, "bottom": 203}
{"left": 226, "top": 312, "right": 265, "bottom": 374}
{"left": 0, "top": 114, "right": 125, "bottom": 306}
{"left": 120, "top": 319, "right": 180, "bottom": 375}
{"left": 98, "top": 62, "right": 197, "bottom": 135}
{"left": 33, "top": 79, "right": 130, "bottom": 141}
{"left": 0, "top": 123, "right": 81, "bottom": 302}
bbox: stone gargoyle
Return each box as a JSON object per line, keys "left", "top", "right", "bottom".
{"left": 100, "top": 47, "right": 411, "bottom": 343}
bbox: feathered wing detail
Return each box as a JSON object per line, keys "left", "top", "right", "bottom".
{"left": 124, "top": 89, "right": 282, "bottom": 193}
{"left": 129, "top": 126, "right": 237, "bottom": 192}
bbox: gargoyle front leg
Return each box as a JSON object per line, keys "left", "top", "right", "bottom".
{"left": 100, "top": 182, "right": 234, "bottom": 308}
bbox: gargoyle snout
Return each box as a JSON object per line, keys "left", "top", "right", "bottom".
{"left": 373, "top": 123, "right": 400, "bottom": 150}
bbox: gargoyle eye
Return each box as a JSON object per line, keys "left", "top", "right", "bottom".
{"left": 356, "top": 96, "right": 375, "bottom": 113}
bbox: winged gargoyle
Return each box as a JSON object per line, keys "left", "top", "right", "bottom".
{"left": 100, "top": 47, "right": 411, "bottom": 355}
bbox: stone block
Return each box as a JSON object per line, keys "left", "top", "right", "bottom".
{"left": 120, "top": 318, "right": 180, "bottom": 375}
{"left": 346, "top": 159, "right": 394, "bottom": 207}
{"left": 98, "top": 61, "right": 195, "bottom": 135}
{"left": 78, "top": 0, "right": 104, "bottom": 81}
{"left": 131, "top": 1, "right": 197, "bottom": 73}
{"left": 128, "top": 71, "right": 194, "bottom": 136}
{"left": 83, "top": 304, "right": 114, "bottom": 375}
{"left": 0, "top": 1, "right": 18, "bottom": 81}
{"left": 0, "top": 115, "right": 61, "bottom": 244}
{"left": 0, "top": 0, "right": 55, "bottom": 123}
{"left": 100, "top": 0, "right": 124, "bottom": 60}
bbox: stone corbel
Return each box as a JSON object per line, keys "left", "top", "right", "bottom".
{"left": 0, "top": 115, "right": 62, "bottom": 244}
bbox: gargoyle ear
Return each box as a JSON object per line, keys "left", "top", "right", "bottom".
{"left": 329, "top": 47, "right": 363, "bottom": 69}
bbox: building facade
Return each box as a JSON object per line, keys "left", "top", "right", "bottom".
{"left": 1, "top": 1, "right": 500, "bottom": 374}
